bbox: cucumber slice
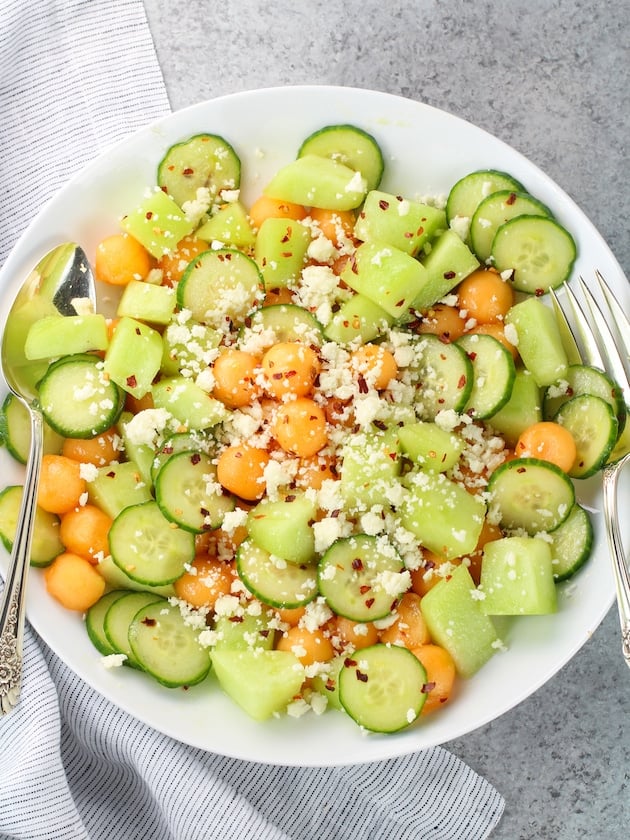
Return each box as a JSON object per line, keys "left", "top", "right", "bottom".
{"left": 555, "top": 393, "right": 618, "bottom": 478}
{"left": 103, "top": 590, "right": 166, "bottom": 668}
{"left": 86, "top": 590, "right": 130, "bottom": 656}
{"left": 339, "top": 644, "right": 427, "bottom": 732}
{"left": 446, "top": 169, "right": 525, "bottom": 225}
{"left": 298, "top": 124, "right": 384, "bottom": 192}
{"left": 39, "top": 354, "right": 124, "bottom": 438}
{"left": 128, "top": 601, "right": 212, "bottom": 688}
{"left": 491, "top": 215, "right": 577, "bottom": 294}
{"left": 150, "top": 430, "right": 214, "bottom": 484}
{"left": 236, "top": 538, "right": 318, "bottom": 609}
{"left": 470, "top": 190, "right": 551, "bottom": 262}
{"left": 109, "top": 500, "right": 196, "bottom": 585}
{"left": 155, "top": 450, "right": 235, "bottom": 533}
{"left": 0, "top": 485, "right": 64, "bottom": 567}
{"left": 157, "top": 133, "right": 241, "bottom": 209}
{"left": 548, "top": 504, "right": 593, "bottom": 582}
{"left": 487, "top": 457, "right": 575, "bottom": 534}
{"left": 457, "top": 333, "right": 516, "bottom": 419}
{"left": 409, "top": 334, "right": 474, "bottom": 420}
{"left": 177, "top": 248, "right": 263, "bottom": 329}
{"left": 242, "top": 303, "right": 324, "bottom": 346}
{"left": 0, "top": 393, "right": 63, "bottom": 464}
{"left": 543, "top": 363, "right": 627, "bottom": 438}
{"left": 317, "top": 534, "right": 405, "bottom": 622}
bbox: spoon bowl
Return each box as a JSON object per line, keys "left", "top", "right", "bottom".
{"left": 0, "top": 243, "right": 96, "bottom": 714}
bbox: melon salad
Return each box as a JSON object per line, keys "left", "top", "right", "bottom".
{"left": 0, "top": 124, "right": 627, "bottom": 734}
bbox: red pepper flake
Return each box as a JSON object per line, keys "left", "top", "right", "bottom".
{"left": 359, "top": 584, "right": 371, "bottom": 595}
{"left": 126, "top": 374, "right": 137, "bottom": 388}
{"left": 145, "top": 211, "right": 153, "bottom": 220}
{"left": 394, "top": 298, "right": 405, "bottom": 308}
{"left": 229, "top": 615, "right": 244, "bottom": 623}
{"left": 467, "top": 351, "right": 477, "bottom": 362}
{"left": 135, "top": 328, "right": 142, "bottom": 336}
{"left": 325, "top": 679, "right": 336, "bottom": 692}
{"left": 141, "top": 617, "right": 157, "bottom": 627}
{"left": 506, "top": 192, "right": 517, "bottom": 205}
{"left": 404, "top": 231, "right": 413, "bottom": 239}
{"left": 182, "top": 167, "right": 194, "bottom": 176}
{"left": 285, "top": 494, "right": 296, "bottom": 503}
{"left": 517, "top": 466, "right": 526, "bottom": 474}
{"left": 344, "top": 657, "right": 358, "bottom": 668}
{"left": 535, "top": 288, "right": 544, "bottom": 297}
{"left": 378, "top": 199, "right": 390, "bottom": 210}
{"left": 190, "top": 453, "right": 201, "bottom": 465}
{"left": 281, "top": 252, "right": 293, "bottom": 258}
{"left": 457, "top": 374, "right": 467, "bottom": 389}
{"left": 421, "top": 681, "right": 436, "bottom": 694}
{"left": 356, "top": 670, "right": 369, "bottom": 682}
{"left": 106, "top": 471, "right": 116, "bottom": 478}
{"left": 416, "top": 226, "right": 424, "bottom": 236}
{"left": 364, "top": 597, "right": 375, "bottom": 609}
{"left": 351, "top": 557, "right": 364, "bottom": 571}
{"left": 357, "top": 374, "right": 369, "bottom": 394}
{"left": 272, "top": 372, "right": 284, "bottom": 380}
{"left": 443, "top": 270, "right": 456, "bottom": 279}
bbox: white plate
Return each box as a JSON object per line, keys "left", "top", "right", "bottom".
{"left": 0, "top": 86, "right": 626, "bottom": 766}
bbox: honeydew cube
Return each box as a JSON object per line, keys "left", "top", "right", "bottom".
{"left": 414, "top": 229, "right": 479, "bottom": 311}
{"left": 323, "top": 292, "right": 393, "bottom": 345}
{"left": 264, "top": 154, "right": 367, "bottom": 211}
{"left": 487, "top": 369, "right": 542, "bottom": 446}
{"left": 480, "top": 536, "right": 558, "bottom": 615}
{"left": 354, "top": 190, "right": 446, "bottom": 255}
{"left": 505, "top": 297, "right": 569, "bottom": 387}
{"left": 341, "top": 241, "right": 429, "bottom": 319}
{"left": 254, "top": 218, "right": 311, "bottom": 288}
{"left": 121, "top": 189, "right": 195, "bottom": 258}
{"left": 211, "top": 649, "right": 306, "bottom": 721}
{"left": 420, "top": 564, "right": 498, "bottom": 677}
{"left": 103, "top": 316, "right": 163, "bottom": 399}
{"left": 247, "top": 493, "right": 317, "bottom": 565}
{"left": 400, "top": 471, "right": 486, "bottom": 559}
{"left": 117, "top": 280, "right": 176, "bottom": 326}
{"left": 340, "top": 427, "right": 401, "bottom": 510}
{"left": 152, "top": 376, "right": 228, "bottom": 430}
{"left": 88, "top": 461, "right": 152, "bottom": 519}
{"left": 398, "top": 421, "right": 464, "bottom": 472}
{"left": 212, "top": 612, "right": 275, "bottom": 652}
{"left": 160, "top": 320, "right": 221, "bottom": 377}
{"left": 196, "top": 201, "right": 256, "bottom": 250}
{"left": 24, "top": 314, "right": 109, "bottom": 360}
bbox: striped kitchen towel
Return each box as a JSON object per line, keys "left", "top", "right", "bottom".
{"left": 0, "top": 2, "right": 505, "bottom": 838}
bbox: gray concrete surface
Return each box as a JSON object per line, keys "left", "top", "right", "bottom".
{"left": 143, "top": 1, "right": 629, "bottom": 836}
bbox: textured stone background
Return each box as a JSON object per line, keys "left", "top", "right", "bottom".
{"left": 143, "top": 1, "right": 629, "bottom": 836}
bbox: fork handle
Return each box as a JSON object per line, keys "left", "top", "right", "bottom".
{"left": 0, "top": 405, "right": 44, "bottom": 713}
{"left": 601, "top": 453, "right": 630, "bottom": 667}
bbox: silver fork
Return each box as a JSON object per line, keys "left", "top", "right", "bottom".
{"left": 550, "top": 271, "right": 630, "bottom": 667}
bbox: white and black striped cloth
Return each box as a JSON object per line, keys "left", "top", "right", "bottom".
{"left": 0, "top": 2, "right": 505, "bottom": 837}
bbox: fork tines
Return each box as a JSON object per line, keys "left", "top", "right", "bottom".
{"left": 550, "top": 272, "right": 630, "bottom": 406}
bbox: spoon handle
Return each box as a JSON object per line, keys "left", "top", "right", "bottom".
{"left": 0, "top": 406, "right": 44, "bottom": 714}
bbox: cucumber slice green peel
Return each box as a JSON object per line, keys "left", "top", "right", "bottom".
{"left": 487, "top": 457, "right": 575, "bottom": 534}
{"left": 339, "top": 644, "right": 427, "bottom": 732}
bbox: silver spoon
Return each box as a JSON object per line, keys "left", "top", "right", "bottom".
{"left": 0, "top": 243, "right": 96, "bottom": 714}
